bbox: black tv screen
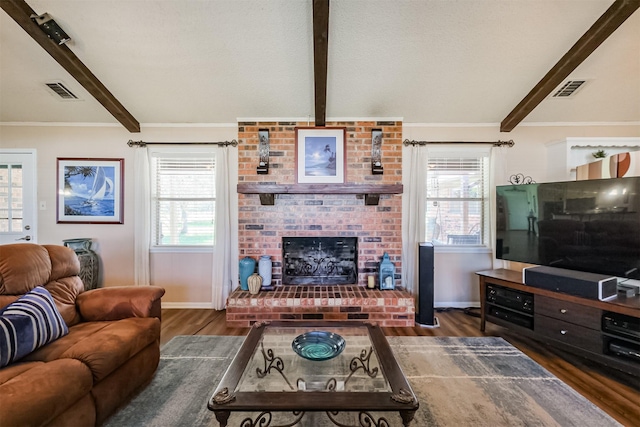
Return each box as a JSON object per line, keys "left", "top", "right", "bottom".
{"left": 496, "top": 176, "right": 640, "bottom": 279}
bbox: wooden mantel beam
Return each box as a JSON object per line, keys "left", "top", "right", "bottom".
{"left": 1, "top": 0, "right": 141, "bottom": 132}
{"left": 500, "top": 0, "right": 639, "bottom": 132}
{"left": 312, "top": 0, "right": 329, "bottom": 127}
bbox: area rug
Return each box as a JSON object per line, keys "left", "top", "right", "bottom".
{"left": 104, "top": 336, "right": 620, "bottom": 427}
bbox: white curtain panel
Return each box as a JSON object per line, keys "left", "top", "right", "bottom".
{"left": 212, "top": 146, "right": 235, "bottom": 309}
{"left": 490, "top": 146, "right": 508, "bottom": 269}
{"left": 401, "top": 144, "right": 427, "bottom": 295}
{"left": 133, "top": 146, "right": 151, "bottom": 286}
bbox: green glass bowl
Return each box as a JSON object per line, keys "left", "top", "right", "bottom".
{"left": 292, "top": 331, "right": 346, "bottom": 361}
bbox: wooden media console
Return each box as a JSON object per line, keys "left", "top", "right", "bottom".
{"left": 477, "top": 269, "right": 640, "bottom": 377}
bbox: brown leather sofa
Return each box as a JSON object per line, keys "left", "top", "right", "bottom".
{"left": 0, "top": 243, "right": 165, "bottom": 426}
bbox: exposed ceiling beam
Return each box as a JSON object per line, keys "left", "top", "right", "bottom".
{"left": 500, "top": 0, "right": 639, "bottom": 132}
{"left": 1, "top": 0, "right": 141, "bottom": 132}
{"left": 312, "top": 0, "right": 329, "bottom": 127}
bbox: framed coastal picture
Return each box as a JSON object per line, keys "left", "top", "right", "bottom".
{"left": 57, "top": 158, "right": 124, "bottom": 224}
{"left": 295, "top": 127, "right": 346, "bottom": 184}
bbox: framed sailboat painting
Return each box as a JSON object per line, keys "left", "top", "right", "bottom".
{"left": 57, "top": 158, "right": 124, "bottom": 224}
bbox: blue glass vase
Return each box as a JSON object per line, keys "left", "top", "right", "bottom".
{"left": 239, "top": 257, "right": 256, "bottom": 291}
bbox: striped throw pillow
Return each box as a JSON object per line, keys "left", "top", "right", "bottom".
{"left": 0, "top": 286, "right": 69, "bottom": 368}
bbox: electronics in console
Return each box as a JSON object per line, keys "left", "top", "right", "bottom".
{"left": 607, "top": 341, "right": 640, "bottom": 362}
{"left": 603, "top": 312, "right": 640, "bottom": 342}
{"left": 487, "top": 306, "right": 533, "bottom": 330}
{"left": 602, "top": 312, "right": 640, "bottom": 363}
{"left": 485, "top": 284, "right": 534, "bottom": 330}
{"left": 486, "top": 284, "right": 533, "bottom": 313}
{"left": 617, "top": 283, "right": 639, "bottom": 298}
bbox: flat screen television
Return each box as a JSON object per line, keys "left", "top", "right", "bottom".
{"left": 496, "top": 176, "right": 640, "bottom": 279}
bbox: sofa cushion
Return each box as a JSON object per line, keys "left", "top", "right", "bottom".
{"left": 46, "top": 277, "right": 85, "bottom": 327}
{"left": 0, "top": 358, "right": 93, "bottom": 427}
{"left": 24, "top": 321, "right": 113, "bottom": 361}
{"left": 44, "top": 244, "right": 81, "bottom": 281}
{"left": 0, "top": 360, "right": 45, "bottom": 386}
{"left": 0, "top": 286, "right": 69, "bottom": 367}
{"left": 0, "top": 295, "right": 19, "bottom": 311}
{"left": 25, "top": 317, "right": 161, "bottom": 383}
{"left": 0, "top": 243, "right": 52, "bottom": 295}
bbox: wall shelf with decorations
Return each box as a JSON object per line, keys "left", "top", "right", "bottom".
{"left": 237, "top": 184, "right": 403, "bottom": 206}
{"left": 545, "top": 137, "right": 640, "bottom": 181}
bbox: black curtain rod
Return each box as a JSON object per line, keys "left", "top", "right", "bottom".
{"left": 127, "top": 139, "right": 238, "bottom": 147}
{"left": 403, "top": 139, "right": 514, "bottom": 147}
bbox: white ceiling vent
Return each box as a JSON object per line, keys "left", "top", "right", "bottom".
{"left": 551, "top": 80, "right": 587, "bottom": 98}
{"left": 45, "top": 81, "right": 80, "bottom": 100}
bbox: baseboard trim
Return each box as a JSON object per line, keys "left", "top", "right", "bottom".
{"left": 435, "top": 301, "right": 480, "bottom": 309}
{"left": 162, "top": 302, "right": 215, "bottom": 309}
{"left": 162, "top": 301, "right": 480, "bottom": 310}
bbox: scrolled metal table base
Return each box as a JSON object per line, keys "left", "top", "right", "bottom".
{"left": 240, "top": 411, "right": 305, "bottom": 427}
{"left": 327, "top": 411, "right": 392, "bottom": 427}
{"left": 237, "top": 410, "right": 402, "bottom": 427}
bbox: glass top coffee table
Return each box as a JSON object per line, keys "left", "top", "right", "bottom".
{"left": 208, "top": 321, "right": 418, "bottom": 427}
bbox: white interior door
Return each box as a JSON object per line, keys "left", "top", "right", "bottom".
{"left": 0, "top": 150, "right": 37, "bottom": 244}
{"left": 504, "top": 190, "right": 530, "bottom": 230}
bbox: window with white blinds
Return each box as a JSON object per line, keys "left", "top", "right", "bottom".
{"left": 425, "top": 150, "right": 490, "bottom": 246}
{"left": 150, "top": 151, "right": 216, "bottom": 246}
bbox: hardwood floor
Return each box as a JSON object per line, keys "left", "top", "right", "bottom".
{"left": 160, "top": 308, "right": 640, "bottom": 427}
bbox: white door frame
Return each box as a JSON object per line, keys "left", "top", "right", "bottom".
{"left": 0, "top": 149, "right": 38, "bottom": 244}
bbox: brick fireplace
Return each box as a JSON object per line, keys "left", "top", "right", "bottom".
{"left": 227, "top": 120, "right": 414, "bottom": 327}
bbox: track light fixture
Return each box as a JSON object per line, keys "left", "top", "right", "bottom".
{"left": 31, "top": 13, "right": 71, "bottom": 45}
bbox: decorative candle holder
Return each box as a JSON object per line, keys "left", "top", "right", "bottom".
{"left": 379, "top": 252, "right": 395, "bottom": 290}
{"left": 367, "top": 276, "right": 376, "bottom": 289}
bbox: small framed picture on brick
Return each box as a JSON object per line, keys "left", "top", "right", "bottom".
{"left": 295, "top": 127, "right": 346, "bottom": 184}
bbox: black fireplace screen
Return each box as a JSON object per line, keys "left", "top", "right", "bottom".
{"left": 282, "top": 237, "right": 358, "bottom": 285}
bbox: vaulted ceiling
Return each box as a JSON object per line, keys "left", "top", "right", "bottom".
{"left": 1, "top": 0, "right": 638, "bottom": 133}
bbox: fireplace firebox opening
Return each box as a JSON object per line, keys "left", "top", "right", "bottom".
{"left": 282, "top": 237, "right": 358, "bottom": 285}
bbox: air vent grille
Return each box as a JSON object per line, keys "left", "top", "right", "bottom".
{"left": 552, "top": 80, "right": 586, "bottom": 98}
{"left": 45, "top": 82, "right": 78, "bottom": 99}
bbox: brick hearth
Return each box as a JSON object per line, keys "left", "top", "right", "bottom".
{"left": 226, "top": 286, "right": 415, "bottom": 328}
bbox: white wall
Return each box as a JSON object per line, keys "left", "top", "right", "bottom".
{"left": 0, "top": 123, "right": 237, "bottom": 306}
{"left": 2, "top": 122, "right": 639, "bottom": 307}
{"left": 433, "top": 251, "right": 493, "bottom": 307}
{"left": 403, "top": 123, "right": 640, "bottom": 308}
